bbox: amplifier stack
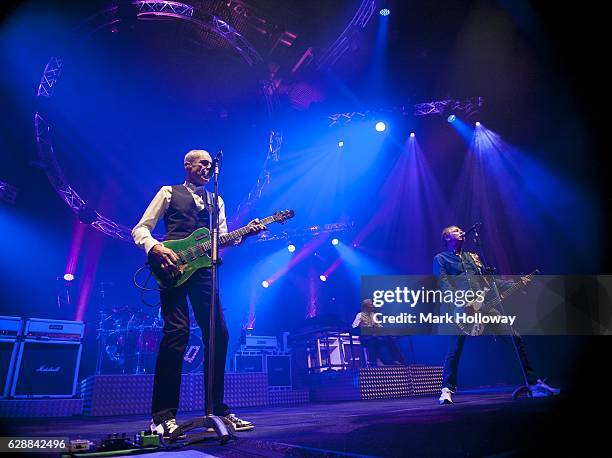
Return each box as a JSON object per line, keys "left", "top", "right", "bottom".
{"left": 233, "top": 334, "right": 292, "bottom": 388}
{"left": 0, "top": 317, "right": 84, "bottom": 399}
{"left": 0, "top": 316, "right": 23, "bottom": 398}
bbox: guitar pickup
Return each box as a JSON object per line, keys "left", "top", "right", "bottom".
{"left": 187, "top": 248, "right": 196, "bottom": 261}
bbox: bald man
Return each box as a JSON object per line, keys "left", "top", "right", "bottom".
{"left": 132, "top": 149, "right": 265, "bottom": 436}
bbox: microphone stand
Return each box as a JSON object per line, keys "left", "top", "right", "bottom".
{"left": 470, "top": 227, "right": 532, "bottom": 400}
{"left": 176, "top": 153, "right": 230, "bottom": 443}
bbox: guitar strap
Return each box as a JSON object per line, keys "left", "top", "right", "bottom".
{"left": 197, "top": 188, "right": 213, "bottom": 230}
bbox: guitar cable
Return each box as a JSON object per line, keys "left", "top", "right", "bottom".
{"left": 133, "top": 265, "right": 162, "bottom": 308}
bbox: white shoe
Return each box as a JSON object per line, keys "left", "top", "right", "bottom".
{"left": 529, "top": 379, "right": 561, "bottom": 397}
{"left": 150, "top": 418, "right": 185, "bottom": 439}
{"left": 439, "top": 387, "right": 454, "bottom": 405}
{"left": 222, "top": 413, "right": 254, "bottom": 432}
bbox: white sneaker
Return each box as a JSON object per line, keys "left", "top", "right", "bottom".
{"left": 439, "top": 387, "right": 454, "bottom": 405}
{"left": 150, "top": 418, "right": 185, "bottom": 439}
{"left": 222, "top": 413, "right": 254, "bottom": 432}
{"left": 529, "top": 379, "right": 561, "bottom": 397}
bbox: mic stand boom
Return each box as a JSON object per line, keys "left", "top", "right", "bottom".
{"left": 173, "top": 154, "right": 231, "bottom": 443}
{"left": 203, "top": 153, "right": 230, "bottom": 440}
{"left": 471, "top": 227, "right": 532, "bottom": 400}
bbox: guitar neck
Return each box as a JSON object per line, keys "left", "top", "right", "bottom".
{"left": 219, "top": 215, "right": 277, "bottom": 246}
{"left": 197, "top": 214, "right": 278, "bottom": 251}
{"left": 489, "top": 271, "right": 538, "bottom": 307}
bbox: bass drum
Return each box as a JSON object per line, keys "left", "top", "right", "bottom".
{"left": 182, "top": 331, "right": 204, "bottom": 373}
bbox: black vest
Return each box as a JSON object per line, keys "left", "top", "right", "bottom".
{"left": 163, "top": 185, "right": 210, "bottom": 240}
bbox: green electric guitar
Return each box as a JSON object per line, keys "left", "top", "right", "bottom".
{"left": 148, "top": 209, "right": 294, "bottom": 289}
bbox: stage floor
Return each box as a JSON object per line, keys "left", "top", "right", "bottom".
{"left": 5, "top": 390, "right": 567, "bottom": 457}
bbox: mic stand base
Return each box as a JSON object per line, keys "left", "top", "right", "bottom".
{"left": 511, "top": 384, "right": 534, "bottom": 400}
{"left": 171, "top": 415, "right": 232, "bottom": 444}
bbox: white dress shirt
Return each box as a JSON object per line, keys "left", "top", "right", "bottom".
{"left": 132, "top": 181, "right": 229, "bottom": 254}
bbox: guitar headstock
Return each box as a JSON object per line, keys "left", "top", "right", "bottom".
{"left": 273, "top": 209, "right": 295, "bottom": 224}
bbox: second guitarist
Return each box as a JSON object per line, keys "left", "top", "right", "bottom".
{"left": 433, "top": 225, "right": 560, "bottom": 405}
{"left": 132, "top": 149, "right": 265, "bottom": 436}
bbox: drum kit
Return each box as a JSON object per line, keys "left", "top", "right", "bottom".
{"left": 95, "top": 302, "right": 204, "bottom": 375}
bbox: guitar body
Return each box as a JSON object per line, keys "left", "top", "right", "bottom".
{"left": 148, "top": 228, "right": 212, "bottom": 289}
{"left": 144, "top": 209, "right": 295, "bottom": 290}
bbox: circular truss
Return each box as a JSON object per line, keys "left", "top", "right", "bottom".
{"left": 34, "top": 0, "right": 279, "bottom": 242}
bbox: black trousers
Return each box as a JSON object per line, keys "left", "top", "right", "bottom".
{"left": 152, "top": 269, "right": 229, "bottom": 424}
{"left": 441, "top": 330, "right": 537, "bottom": 392}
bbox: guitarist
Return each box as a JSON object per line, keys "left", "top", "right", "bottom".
{"left": 433, "top": 225, "right": 560, "bottom": 404}
{"left": 132, "top": 149, "right": 266, "bottom": 436}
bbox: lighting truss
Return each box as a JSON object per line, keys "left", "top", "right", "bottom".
{"left": 413, "top": 97, "right": 484, "bottom": 117}
{"left": 34, "top": 1, "right": 278, "bottom": 243}
{"left": 267, "top": 130, "right": 282, "bottom": 162}
{"left": 230, "top": 129, "right": 282, "bottom": 224}
{"left": 137, "top": 0, "right": 194, "bottom": 16}
{"left": 78, "top": 1, "right": 262, "bottom": 66}
{"left": 0, "top": 181, "right": 18, "bottom": 204}
{"left": 327, "top": 97, "right": 484, "bottom": 126}
{"left": 36, "top": 57, "right": 63, "bottom": 98}
{"left": 317, "top": 0, "right": 377, "bottom": 69}
{"left": 255, "top": 222, "right": 354, "bottom": 242}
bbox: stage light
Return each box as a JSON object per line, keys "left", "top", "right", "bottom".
{"left": 319, "top": 275, "right": 327, "bottom": 282}
{"left": 410, "top": 132, "right": 416, "bottom": 138}
{"left": 63, "top": 273, "right": 74, "bottom": 282}
{"left": 379, "top": 8, "right": 390, "bottom": 16}
{"left": 375, "top": 121, "right": 386, "bottom": 132}
{"left": 475, "top": 121, "right": 481, "bottom": 126}
{"left": 261, "top": 280, "right": 269, "bottom": 288}
{"left": 338, "top": 141, "right": 344, "bottom": 148}
{"left": 447, "top": 114, "right": 456, "bottom": 123}
{"left": 331, "top": 238, "right": 339, "bottom": 246}
{"left": 287, "top": 244, "right": 296, "bottom": 253}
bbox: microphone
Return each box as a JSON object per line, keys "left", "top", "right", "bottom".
{"left": 463, "top": 222, "right": 482, "bottom": 237}
{"left": 204, "top": 151, "right": 222, "bottom": 178}
{"left": 212, "top": 150, "right": 222, "bottom": 174}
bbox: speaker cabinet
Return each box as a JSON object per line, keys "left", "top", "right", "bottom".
{"left": 11, "top": 340, "right": 82, "bottom": 398}
{"left": 0, "top": 316, "right": 23, "bottom": 398}
{"left": 266, "top": 354, "right": 291, "bottom": 387}
{"left": 234, "top": 353, "right": 264, "bottom": 373}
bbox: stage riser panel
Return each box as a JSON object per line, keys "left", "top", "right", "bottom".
{"left": 310, "top": 365, "right": 443, "bottom": 401}
{"left": 80, "top": 372, "right": 269, "bottom": 416}
{"left": 0, "top": 399, "right": 83, "bottom": 417}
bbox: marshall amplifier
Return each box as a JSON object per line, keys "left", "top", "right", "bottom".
{"left": 10, "top": 318, "right": 84, "bottom": 398}
{"left": 24, "top": 318, "right": 85, "bottom": 341}
{"left": 0, "top": 316, "right": 23, "bottom": 398}
{"left": 10, "top": 340, "right": 82, "bottom": 398}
